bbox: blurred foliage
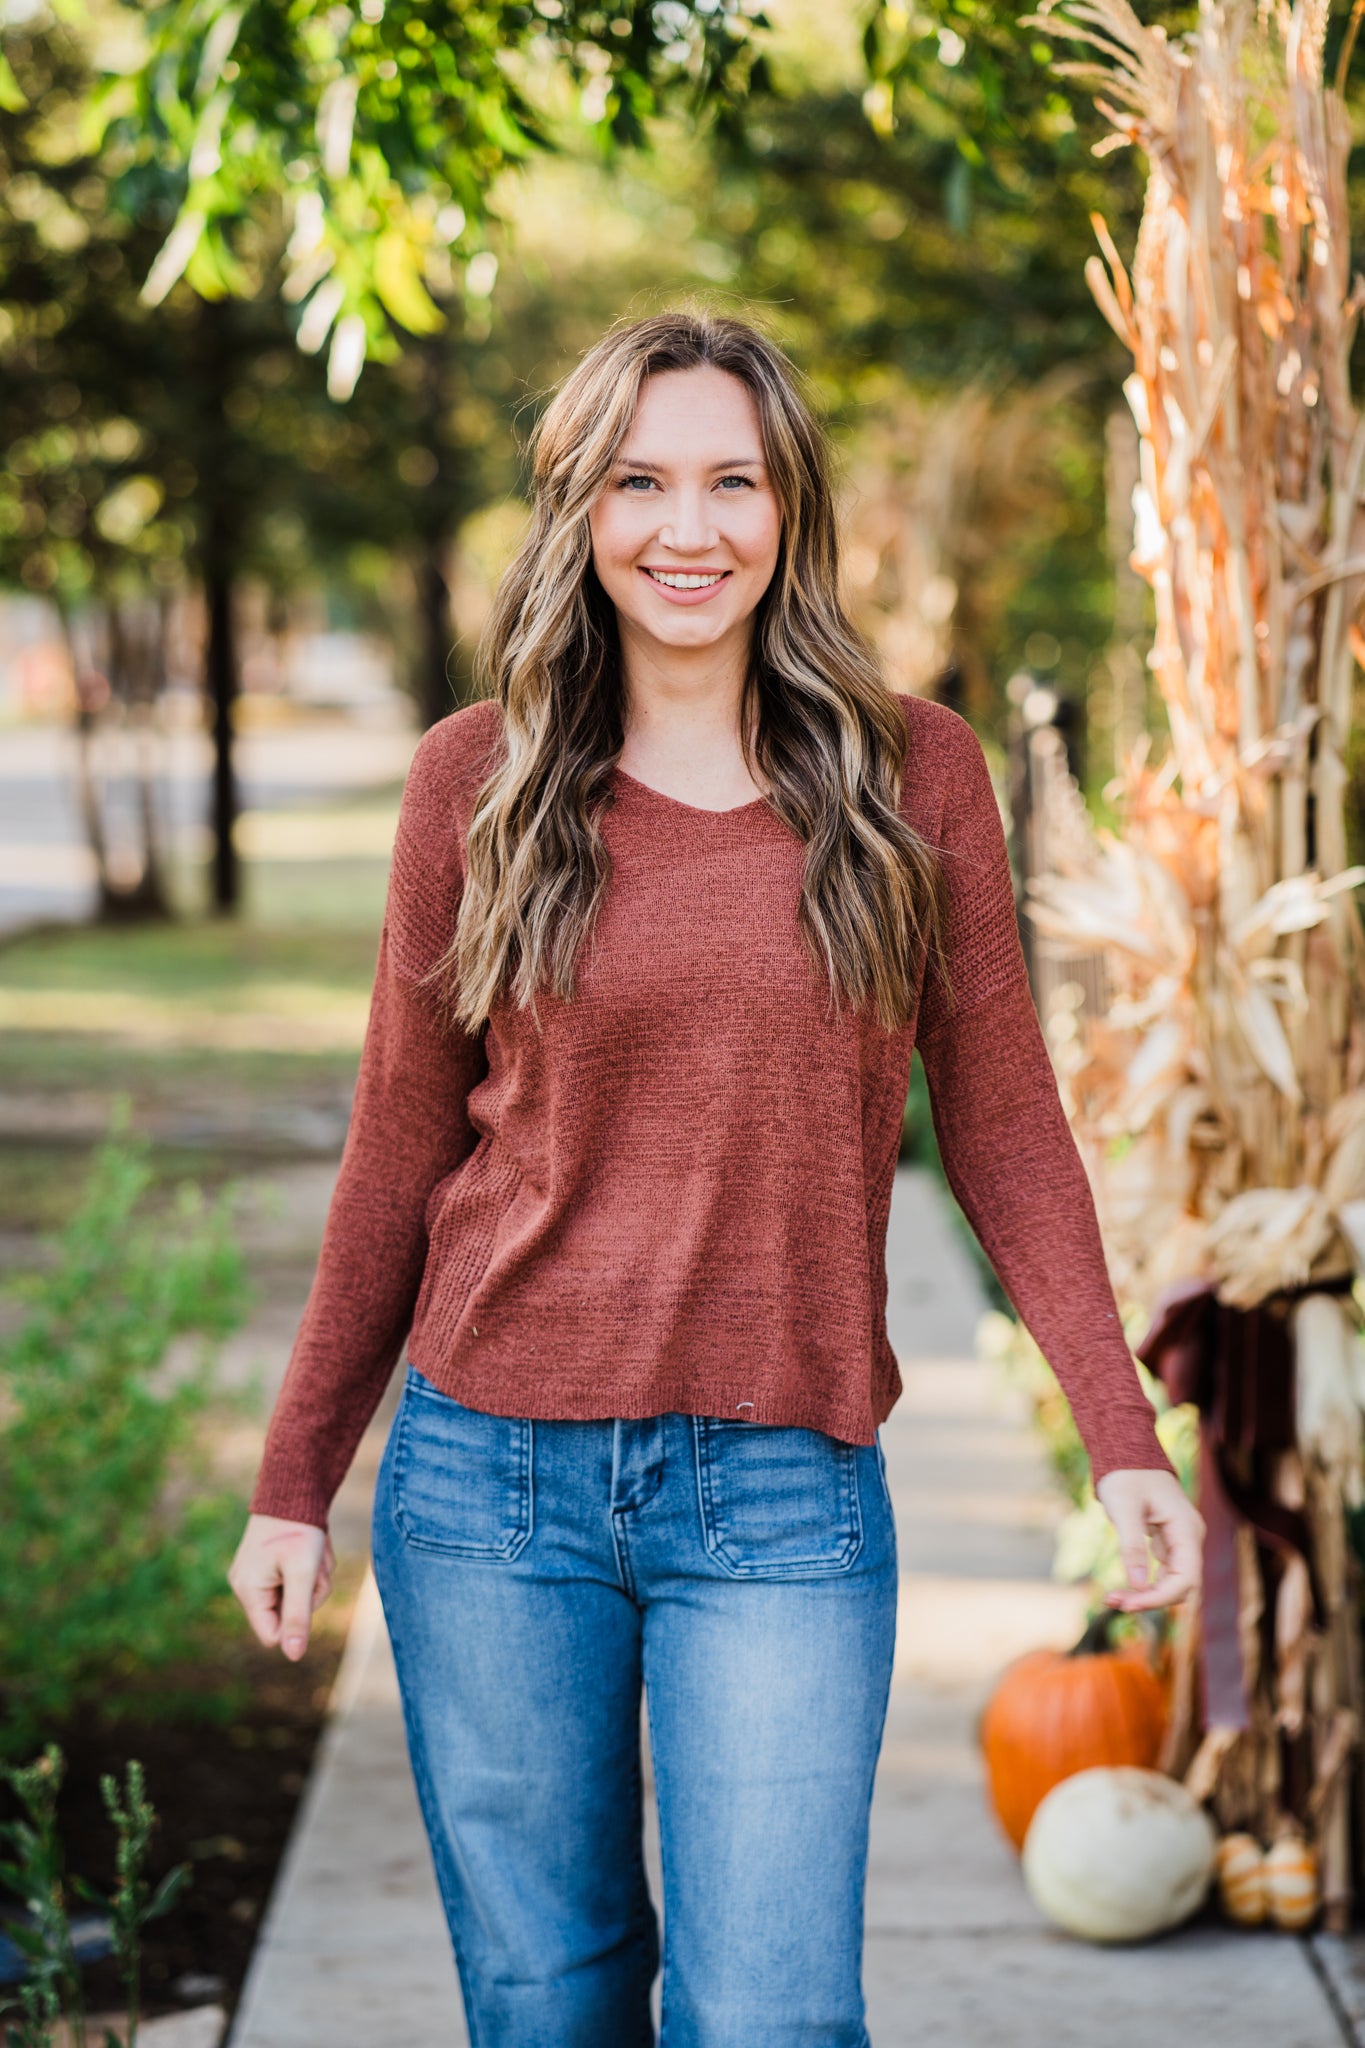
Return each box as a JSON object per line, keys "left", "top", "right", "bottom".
{"left": 0, "top": 16, "right": 502, "bottom": 598}
{"left": 0, "top": 15, "right": 542, "bottom": 723}
{"left": 100, "top": 0, "right": 768, "bottom": 398}
{"left": 0, "top": 1126, "right": 250, "bottom": 1758}
{"left": 851, "top": 0, "right": 1197, "bottom": 376}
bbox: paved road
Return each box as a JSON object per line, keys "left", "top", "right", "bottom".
{"left": 224, "top": 1168, "right": 1365, "bottom": 2048}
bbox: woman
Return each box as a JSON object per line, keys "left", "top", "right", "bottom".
{"left": 230, "top": 311, "right": 1203, "bottom": 2048}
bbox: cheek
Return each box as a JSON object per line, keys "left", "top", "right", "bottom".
{"left": 730, "top": 498, "right": 782, "bottom": 572}
{"left": 589, "top": 501, "right": 650, "bottom": 592}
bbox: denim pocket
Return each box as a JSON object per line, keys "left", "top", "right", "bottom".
{"left": 691, "top": 1417, "right": 864, "bottom": 1579}
{"left": 391, "top": 1364, "right": 533, "bottom": 1560}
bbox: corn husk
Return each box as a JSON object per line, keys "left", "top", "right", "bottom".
{"left": 1027, "top": 0, "right": 1365, "bottom": 1913}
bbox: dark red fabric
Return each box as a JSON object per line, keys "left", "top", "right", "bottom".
{"left": 1136, "top": 1275, "right": 1345, "bottom": 1725}
{"left": 250, "top": 695, "right": 1173, "bottom": 1529}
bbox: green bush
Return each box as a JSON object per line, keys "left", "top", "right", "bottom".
{"left": 0, "top": 1124, "right": 250, "bottom": 1756}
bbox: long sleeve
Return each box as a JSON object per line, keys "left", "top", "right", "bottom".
{"left": 248, "top": 726, "right": 489, "bottom": 1528}
{"left": 915, "top": 712, "right": 1174, "bottom": 1485}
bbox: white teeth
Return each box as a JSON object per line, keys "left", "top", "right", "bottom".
{"left": 646, "top": 570, "right": 725, "bottom": 590}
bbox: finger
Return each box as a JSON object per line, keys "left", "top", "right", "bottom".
{"left": 1109, "top": 1560, "right": 1197, "bottom": 1611}
{"left": 279, "top": 1554, "right": 318, "bottom": 1661}
{"left": 231, "top": 1562, "right": 285, "bottom": 1649}
{"left": 1108, "top": 1522, "right": 1203, "bottom": 1609}
{"left": 1117, "top": 1526, "right": 1153, "bottom": 1593}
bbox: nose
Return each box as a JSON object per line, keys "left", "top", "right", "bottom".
{"left": 658, "top": 483, "right": 717, "bottom": 556}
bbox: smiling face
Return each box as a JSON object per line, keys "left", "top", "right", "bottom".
{"left": 587, "top": 364, "right": 783, "bottom": 664}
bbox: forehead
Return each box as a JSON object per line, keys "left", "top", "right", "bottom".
{"left": 622, "top": 364, "right": 765, "bottom": 459}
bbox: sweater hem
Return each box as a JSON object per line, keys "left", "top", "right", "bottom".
{"left": 405, "top": 1338, "right": 886, "bottom": 1448}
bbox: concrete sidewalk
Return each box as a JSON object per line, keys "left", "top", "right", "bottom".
{"left": 228, "top": 1168, "right": 1362, "bottom": 2047}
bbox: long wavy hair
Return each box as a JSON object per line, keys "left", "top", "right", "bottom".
{"left": 444, "top": 311, "right": 948, "bottom": 1034}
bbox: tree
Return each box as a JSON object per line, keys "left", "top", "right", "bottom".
{"left": 0, "top": 0, "right": 767, "bottom": 914}
{"left": 116, "top": 0, "right": 767, "bottom": 397}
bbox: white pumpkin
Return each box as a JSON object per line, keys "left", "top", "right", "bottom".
{"left": 1022, "top": 1766, "right": 1217, "bottom": 1943}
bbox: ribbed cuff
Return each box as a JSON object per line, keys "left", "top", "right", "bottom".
{"left": 247, "top": 1466, "right": 333, "bottom": 1532}
{"left": 1085, "top": 1409, "right": 1177, "bottom": 1487}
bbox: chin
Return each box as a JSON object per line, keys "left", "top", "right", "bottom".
{"left": 656, "top": 625, "right": 736, "bottom": 655}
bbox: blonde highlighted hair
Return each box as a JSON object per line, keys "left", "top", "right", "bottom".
{"left": 445, "top": 310, "right": 947, "bottom": 1033}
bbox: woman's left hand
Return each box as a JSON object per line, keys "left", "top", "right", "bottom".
{"left": 1094, "top": 1468, "right": 1205, "bottom": 1612}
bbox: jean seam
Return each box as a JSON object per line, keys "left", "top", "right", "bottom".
{"left": 642, "top": 1656, "right": 672, "bottom": 2047}
{"left": 611, "top": 1510, "right": 640, "bottom": 1599}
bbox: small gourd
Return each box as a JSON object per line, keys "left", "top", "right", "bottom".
{"left": 1214, "top": 1833, "right": 1268, "bottom": 1925}
{"left": 979, "top": 1610, "right": 1169, "bottom": 1852}
{"left": 1263, "top": 1835, "right": 1319, "bottom": 1931}
{"left": 1022, "top": 1765, "right": 1216, "bottom": 1943}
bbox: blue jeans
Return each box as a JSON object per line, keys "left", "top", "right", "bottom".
{"left": 371, "top": 1362, "right": 899, "bottom": 2048}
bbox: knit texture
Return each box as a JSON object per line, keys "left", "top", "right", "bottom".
{"left": 250, "top": 694, "right": 1174, "bottom": 1528}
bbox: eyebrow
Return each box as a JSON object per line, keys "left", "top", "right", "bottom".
{"left": 613, "top": 455, "right": 765, "bottom": 472}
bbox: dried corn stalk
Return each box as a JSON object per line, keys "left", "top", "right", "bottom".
{"left": 838, "top": 372, "right": 1090, "bottom": 708}
{"left": 1025, "top": 0, "right": 1365, "bottom": 1920}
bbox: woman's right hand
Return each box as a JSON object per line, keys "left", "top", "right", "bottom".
{"left": 228, "top": 1514, "right": 336, "bottom": 1661}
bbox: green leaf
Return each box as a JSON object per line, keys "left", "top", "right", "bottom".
{"left": 184, "top": 226, "right": 245, "bottom": 300}
{"left": 0, "top": 52, "right": 26, "bottom": 113}
{"left": 372, "top": 231, "right": 443, "bottom": 336}
{"left": 142, "top": 1862, "right": 191, "bottom": 1923}
{"left": 78, "top": 74, "right": 136, "bottom": 152}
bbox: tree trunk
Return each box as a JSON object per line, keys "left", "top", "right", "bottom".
{"left": 62, "top": 599, "right": 172, "bottom": 922}
{"left": 204, "top": 551, "right": 239, "bottom": 914}
{"left": 416, "top": 540, "right": 457, "bottom": 731}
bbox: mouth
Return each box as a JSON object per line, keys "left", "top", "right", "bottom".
{"left": 639, "top": 566, "right": 731, "bottom": 606}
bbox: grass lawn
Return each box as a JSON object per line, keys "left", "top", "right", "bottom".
{"left": 0, "top": 856, "right": 389, "bottom": 1233}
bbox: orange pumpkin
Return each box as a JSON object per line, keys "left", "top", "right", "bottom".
{"left": 1215, "top": 1832, "right": 1269, "bottom": 1925}
{"left": 978, "top": 1610, "right": 1170, "bottom": 1853}
{"left": 1264, "top": 1834, "right": 1319, "bottom": 1931}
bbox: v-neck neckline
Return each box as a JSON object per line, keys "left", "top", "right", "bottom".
{"left": 611, "top": 765, "right": 770, "bottom": 819}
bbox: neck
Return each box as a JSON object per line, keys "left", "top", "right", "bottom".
{"left": 615, "top": 618, "right": 761, "bottom": 806}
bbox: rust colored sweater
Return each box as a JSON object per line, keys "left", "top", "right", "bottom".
{"left": 250, "top": 694, "right": 1173, "bottom": 1528}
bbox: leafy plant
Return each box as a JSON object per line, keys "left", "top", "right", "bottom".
{"left": 0, "top": 1744, "right": 189, "bottom": 2048}
{"left": 85, "top": 1761, "right": 190, "bottom": 2048}
{"left": 0, "top": 1750, "right": 79, "bottom": 2048}
{"left": 0, "top": 1119, "right": 251, "bottom": 1756}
